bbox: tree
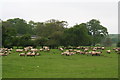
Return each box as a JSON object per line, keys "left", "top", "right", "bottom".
{"left": 2, "top": 21, "right": 17, "bottom": 47}
{"left": 7, "top": 18, "right": 31, "bottom": 35}
{"left": 19, "top": 34, "right": 32, "bottom": 47}
{"left": 28, "top": 20, "right": 37, "bottom": 35}
{"left": 63, "top": 23, "right": 92, "bottom": 46}
{"left": 87, "top": 19, "right": 108, "bottom": 46}
{"left": 47, "top": 31, "right": 64, "bottom": 48}
{"left": 34, "top": 37, "right": 48, "bottom": 47}
{"left": 35, "top": 19, "right": 67, "bottom": 37}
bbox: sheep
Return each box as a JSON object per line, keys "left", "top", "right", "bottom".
{"left": 76, "top": 47, "right": 81, "bottom": 49}
{"left": 43, "top": 46, "right": 50, "bottom": 51}
{"left": 61, "top": 50, "right": 72, "bottom": 56}
{"left": 97, "top": 47, "right": 101, "bottom": 49}
{"left": 47, "top": 49, "right": 50, "bottom": 51}
{"left": 69, "top": 49, "right": 73, "bottom": 52}
{"left": 31, "top": 49, "right": 38, "bottom": 52}
{"left": 66, "top": 52, "right": 71, "bottom": 56}
{"left": 80, "top": 51, "right": 85, "bottom": 55}
{"left": 106, "top": 50, "right": 111, "bottom": 54}
{"left": 96, "top": 51, "right": 102, "bottom": 56}
{"left": 24, "top": 48, "right": 29, "bottom": 52}
{"left": 115, "top": 49, "right": 118, "bottom": 52}
{"left": 70, "top": 52, "right": 75, "bottom": 55}
{"left": 43, "top": 46, "right": 49, "bottom": 50}
{"left": 26, "top": 52, "right": 31, "bottom": 56}
{"left": 91, "top": 51, "right": 97, "bottom": 56}
{"left": 101, "top": 47, "right": 105, "bottom": 50}
{"left": 19, "top": 53, "right": 26, "bottom": 56}
{"left": 59, "top": 48, "right": 64, "bottom": 51}
{"left": 31, "top": 52, "right": 36, "bottom": 57}
{"left": 84, "top": 48, "right": 88, "bottom": 52}
{"left": 88, "top": 51, "right": 92, "bottom": 54}
{"left": 36, "top": 53, "right": 40, "bottom": 56}
{"left": 40, "top": 48, "right": 43, "bottom": 51}
{"left": 16, "top": 49, "right": 23, "bottom": 52}
{"left": 76, "top": 50, "right": 81, "bottom": 54}
{"left": 61, "top": 52, "right": 65, "bottom": 55}
{"left": 113, "top": 48, "right": 116, "bottom": 50}
{"left": 0, "top": 53, "right": 8, "bottom": 56}
{"left": 92, "top": 48, "right": 97, "bottom": 51}
{"left": 4, "top": 51, "right": 8, "bottom": 54}
{"left": 7, "top": 51, "right": 11, "bottom": 54}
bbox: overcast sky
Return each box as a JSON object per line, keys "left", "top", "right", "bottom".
{"left": 0, "top": 0, "right": 119, "bottom": 34}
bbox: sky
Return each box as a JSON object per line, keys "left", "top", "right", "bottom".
{"left": 0, "top": 0, "right": 119, "bottom": 34}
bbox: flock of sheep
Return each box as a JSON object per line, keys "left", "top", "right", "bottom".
{"left": 0, "top": 46, "right": 120, "bottom": 57}
{"left": 60, "top": 47, "right": 119, "bottom": 56}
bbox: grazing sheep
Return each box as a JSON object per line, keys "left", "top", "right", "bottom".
{"left": 66, "top": 52, "right": 71, "bottom": 56}
{"left": 59, "top": 48, "right": 64, "bottom": 51}
{"left": 92, "top": 48, "right": 97, "bottom": 51}
{"left": 91, "top": 51, "right": 97, "bottom": 56}
{"left": 101, "top": 47, "right": 105, "bottom": 50}
{"left": 61, "top": 50, "right": 73, "bottom": 56}
{"left": 115, "top": 49, "right": 118, "bottom": 52}
{"left": 96, "top": 51, "right": 102, "bottom": 56}
{"left": 36, "top": 53, "right": 40, "bottom": 56}
{"left": 76, "top": 50, "right": 81, "bottom": 54}
{"left": 113, "top": 48, "right": 116, "bottom": 50}
{"left": 47, "top": 49, "right": 50, "bottom": 51}
{"left": 61, "top": 52, "right": 65, "bottom": 55}
{"left": 84, "top": 48, "right": 88, "bottom": 52}
{"left": 76, "top": 47, "right": 81, "bottom": 49}
{"left": 31, "top": 52, "right": 36, "bottom": 57}
{"left": 7, "top": 51, "right": 11, "bottom": 54}
{"left": 0, "top": 53, "right": 8, "bottom": 56}
{"left": 16, "top": 49, "right": 23, "bottom": 52}
{"left": 69, "top": 49, "right": 73, "bottom": 52}
{"left": 40, "top": 48, "right": 43, "bottom": 51}
{"left": 106, "top": 50, "right": 111, "bottom": 54}
{"left": 31, "top": 49, "right": 38, "bottom": 52}
{"left": 26, "top": 52, "right": 31, "bottom": 56}
{"left": 97, "top": 47, "right": 101, "bottom": 49}
{"left": 80, "top": 51, "right": 85, "bottom": 55}
{"left": 19, "top": 53, "right": 26, "bottom": 56}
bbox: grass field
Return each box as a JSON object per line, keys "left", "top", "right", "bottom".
{"left": 2, "top": 47, "right": 118, "bottom": 78}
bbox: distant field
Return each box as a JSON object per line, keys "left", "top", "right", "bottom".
{"left": 2, "top": 47, "right": 118, "bottom": 78}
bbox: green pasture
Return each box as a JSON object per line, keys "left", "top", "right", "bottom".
{"left": 2, "top": 47, "right": 118, "bottom": 78}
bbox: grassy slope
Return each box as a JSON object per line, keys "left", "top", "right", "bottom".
{"left": 2, "top": 47, "right": 118, "bottom": 78}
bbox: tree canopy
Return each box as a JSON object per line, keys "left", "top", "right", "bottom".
{"left": 87, "top": 19, "right": 108, "bottom": 46}
{"left": 1, "top": 18, "right": 109, "bottom": 48}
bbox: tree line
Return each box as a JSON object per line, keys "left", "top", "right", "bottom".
{"left": 1, "top": 18, "right": 110, "bottom": 48}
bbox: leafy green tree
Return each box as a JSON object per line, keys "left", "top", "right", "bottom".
{"left": 28, "top": 20, "right": 37, "bottom": 35}
{"left": 7, "top": 18, "right": 31, "bottom": 35}
{"left": 47, "top": 31, "right": 64, "bottom": 48}
{"left": 2, "top": 21, "right": 17, "bottom": 47}
{"left": 34, "top": 37, "right": 48, "bottom": 47}
{"left": 64, "top": 23, "right": 92, "bottom": 46}
{"left": 87, "top": 19, "right": 108, "bottom": 46}
{"left": 19, "top": 34, "right": 32, "bottom": 47}
{"left": 35, "top": 19, "right": 67, "bottom": 37}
